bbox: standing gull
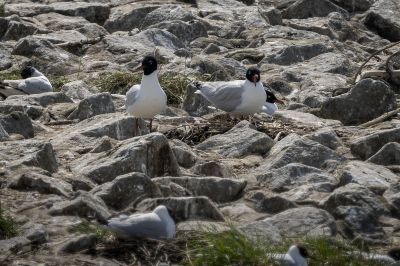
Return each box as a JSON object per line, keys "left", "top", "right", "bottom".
{"left": 0, "top": 66, "right": 53, "bottom": 99}
{"left": 195, "top": 67, "right": 266, "bottom": 115}
{"left": 107, "top": 205, "right": 175, "bottom": 240}
{"left": 268, "top": 245, "right": 309, "bottom": 266}
{"left": 125, "top": 56, "right": 167, "bottom": 134}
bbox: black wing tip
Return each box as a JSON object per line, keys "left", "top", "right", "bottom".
{"left": 193, "top": 81, "right": 202, "bottom": 90}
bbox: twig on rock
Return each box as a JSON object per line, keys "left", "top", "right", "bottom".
{"left": 360, "top": 107, "right": 400, "bottom": 128}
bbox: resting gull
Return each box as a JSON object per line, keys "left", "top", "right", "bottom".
{"left": 268, "top": 245, "right": 309, "bottom": 266}
{"left": 0, "top": 66, "right": 53, "bottom": 98}
{"left": 346, "top": 248, "right": 400, "bottom": 265}
{"left": 107, "top": 205, "right": 175, "bottom": 240}
{"left": 195, "top": 67, "right": 266, "bottom": 115}
{"left": 125, "top": 56, "right": 167, "bottom": 134}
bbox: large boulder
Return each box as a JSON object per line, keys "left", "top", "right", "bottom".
{"left": 50, "top": 2, "right": 110, "bottom": 25}
{"left": 339, "top": 161, "right": 399, "bottom": 195}
{"left": 331, "top": 0, "right": 373, "bottom": 12}
{"left": 169, "top": 139, "right": 197, "bottom": 168}
{"left": 0, "top": 15, "right": 46, "bottom": 41}
{"left": 149, "top": 20, "right": 208, "bottom": 44}
{"left": 239, "top": 220, "right": 282, "bottom": 243}
{"left": 152, "top": 176, "right": 246, "bottom": 203}
{"left": 367, "top": 142, "right": 400, "bottom": 166}
{"left": 259, "top": 134, "right": 345, "bottom": 170}
{"left": 196, "top": 121, "right": 274, "bottom": 158}
{"left": 304, "top": 127, "right": 342, "bottom": 150}
{"left": 350, "top": 127, "right": 400, "bottom": 160}
{"left": 263, "top": 206, "right": 337, "bottom": 237}
{"left": 137, "top": 196, "right": 224, "bottom": 222}
{"left": 246, "top": 191, "right": 297, "bottom": 214}
{"left": 364, "top": 0, "right": 400, "bottom": 41}
{"left": 91, "top": 172, "right": 162, "bottom": 210}
{"left": 68, "top": 93, "right": 115, "bottom": 121}
{"left": 70, "top": 133, "right": 181, "bottom": 184}
{"left": 60, "top": 80, "right": 96, "bottom": 101}
{"left": 5, "top": 3, "right": 54, "bottom": 17}
{"left": 384, "top": 184, "right": 400, "bottom": 217}
{"left": 193, "top": 161, "right": 234, "bottom": 178}
{"left": 274, "top": 111, "right": 342, "bottom": 129}
{"left": 282, "top": 0, "right": 348, "bottom": 19}
{"left": 0, "top": 112, "right": 33, "bottom": 138}
{"left": 319, "top": 79, "right": 397, "bottom": 125}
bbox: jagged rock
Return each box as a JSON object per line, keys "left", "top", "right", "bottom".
{"left": 49, "top": 191, "right": 111, "bottom": 223}
{"left": 141, "top": 5, "right": 199, "bottom": 28}
{"left": 280, "top": 183, "right": 333, "bottom": 205}
{"left": 68, "top": 93, "right": 115, "bottom": 121}
{"left": 319, "top": 79, "right": 397, "bottom": 125}
{"left": 202, "top": 43, "right": 221, "bottom": 54}
{"left": 0, "top": 237, "right": 31, "bottom": 253}
{"left": 367, "top": 142, "right": 400, "bottom": 166}
{"left": 193, "top": 161, "right": 234, "bottom": 178}
{"left": 239, "top": 220, "right": 282, "bottom": 243}
{"left": 0, "top": 15, "right": 46, "bottom": 41}
{"left": 104, "top": 4, "right": 159, "bottom": 32}
{"left": 71, "top": 133, "right": 180, "bottom": 184}
{"left": 29, "top": 92, "right": 73, "bottom": 107}
{"left": 152, "top": 176, "right": 246, "bottom": 203}
{"left": 196, "top": 121, "right": 274, "bottom": 158}
{"left": 169, "top": 139, "right": 197, "bottom": 168}
{"left": 0, "top": 96, "right": 44, "bottom": 119}
{"left": 384, "top": 184, "right": 400, "bottom": 217}
{"left": 150, "top": 20, "right": 208, "bottom": 44}
{"left": 158, "top": 182, "right": 192, "bottom": 197}
{"left": 0, "top": 124, "right": 9, "bottom": 141}
{"left": 282, "top": 0, "right": 348, "bottom": 19}
{"left": 90, "top": 136, "right": 114, "bottom": 153}
{"left": 137, "top": 196, "right": 225, "bottom": 222}
{"left": 133, "top": 28, "right": 186, "bottom": 51}
{"left": 258, "top": 6, "right": 283, "bottom": 25}
{"left": 59, "top": 234, "right": 96, "bottom": 253}
{"left": 364, "top": 0, "right": 400, "bottom": 42}
{"left": 247, "top": 191, "right": 297, "bottom": 214}
{"left": 33, "top": 30, "right": 89, "bottom": 45}
{"left": 339, "top": 161, "right": 398, "bottom": 195}
{"left": 274, "top": 110, "right": 342, "bottom": 129}
{"left": 261, "top": 43, "right": 333, "bottom": 65}
{"left": 260, "top": 134, "right": 345, "bottom": 170}
{"left": 256, "top": 163, "right": 337, "bottom": 192}
{"left": 0, "top": 140, "right": 58, "bottom": 173}
{"left": 50, "top": 2, "right": 110, "bottom": 25}
{"left": 0, "top": 112, "right": 33, "bottom": 138}
{"left": 331, "top": 0, "right": 373, "bottom": 12}
{"left": 351, "top": 127, "right": 400, "bottom": 160}
{"left": 221, "top": 203, "right": 267, "bottom": 223}
{"left": 0, "top": 53, "right": 12, "bottom": 71}
{"left": 91, "top": 172, "right": 161, "bottom": 210}
{"left": 23, "top": 224, "right": 48, "bottom": 245}
{"left": 5, "top": 3, "right": 54, "bottom": 17}
{"left": 263, "top": 206, "right": 337, "bottom": 237}
{"left": 9, "top": 172, "right": 72, "bottom": 197}
{"left": 304, "top": 127, "right": 342, "bottom": 150}
{"left": 189, "top": 56, "right": 239, "bottom": 80}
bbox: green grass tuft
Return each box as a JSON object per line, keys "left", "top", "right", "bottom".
{"left": 0, "top": 206, "right": 18, "bottom": 239}
{"left": 0, "top": 1, "right": 4, "bottom": 17}
{"left": 68, "top": 221, "right": 113, "bottom": 243}
{"left": 49, "top": 76, "right": 70, "bottom": 92}
{"left": 0, "top": 70, "right": 20, "bottom": 81}
{"left": 92, "top": 71, "right": 141, "bottom": 95}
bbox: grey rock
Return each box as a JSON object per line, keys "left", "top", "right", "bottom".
{"left": 153, "top": 176, "right": 246, "bottom": 203}
{"left": 59, "top": 234, "right": 97, "bottom": 253}
{"left": 71, "top": 133, "right": 180, "bottom": 184}
{"left": 0, "top": 53, "right": 12, "bottom": 71}
{"left": 256, "top": 163, "right": 337, "bottom": 192}
{"left": 29, "top": 92, "right": 74, "bottom": 107}
{"left": 9, "top": 172, "right": 72, "bottom": 197}
{"left": 0, "top": 124, "right": 9, "bottom": 141}
{"left": 60, "top": 80, "right": 96, "bottom": 101}
{"left": 5, "top": 3, "right": 54, "bottom": 17}
{"left": 158, "top": 182, "right": 192, "bottom": 197}
{"left": 169, "top": 139, "right": 197, "bottom": 168}
{"left": 319, "top": 79, "right": 397, "bottom": 125}
{"left": 367, "top": 142, "right": 400, "bottom": 166}
{"left": 33, "top": 30, "right": 88, "bottom": 45}
{"left": 91, "top": 172, "right": 161, "bottom": 210}
{"left": 196, "top": 121, "right": 274, "bottom": 158}
{"left": 182, "top": 83, "right": 217, "bottom": 116}
{"left": 304, "top": 127, "right": 342, "bottom": 150}
{"left": 141, "top": 5, "right": 199, "bottom": 29}
{"left": 0, "top": 237, "right": 31, "bottom": 253}
{"left": 133, "top": 28, "right": 186, "bottom": 51}
{"left": 0, "top": 111, "right": 33, "bottom": 138}
{"left": 0, "top": 96, "right": 44, "bottom": 119}
{"left": 68, "top": 93, "right": 115, "bottom": 121}
{"left": 150, "top": 20, "right": 208, "bottom": 44}
{"left": 384, "top": 184, "right": 400, "bottom": 217}
{"left": 339, "top": 161, "right": 398, "bottom": 195}
{"left": 261, "top": 134, "right": 345, "bottom": 170}
{"left": 321, "top": 183, "right": 390, "bottom": 220}
{"left": 202, "top": 43, "right": 221, "bottom": 54}
{"left": 263, "top": 206, "right": 336, "bottom": 237}
{"left": 364, "top": 0, "right": 400, "bottom": 41}
{"left": 247, "top": 191, "right": 297, "bottom": 214}
{"left": 225, "top": 49, "right": 265, "bottom": 64}
{"left": 50, "top": 2, "right": 110, "bottom": 25}
{"left": 258, "top": 6, "right": 283, "bottom": 25}
{"left": 24, "top": 224, "right": 48, "bottom": 245}
{"left": 49, "top": 191, "right": 111, "bottom": 223}
{"left": 280, "top": 183, "right": 333, "bottom": 205}
{"left": 239, "top": 220, "right": 282, "bottom": 243}
{"left": 137, "top": 196, "right": 225, "bottom": 222}
{"left": 351, "top": 127, "right": 400, "bottom": 160}
{"left": 331, "top": 0, "right": 373, "bottom": 12}
{"left": 193, "top": 161, "right": 234, "bottom": 178}
{"left": 282, "top": 0, "right": 348, "bottom": 19}
{"left": 90, "top": 136, "right": 113, "bottom": 153}
{"left": 0, "top": 140, "right": 58, "bottom": 173}
{"left": 274, "top": 110, "right": 342, "bottom": 129}
{"left": 0, "top": 15, "right": 46, "bottom": 41}
{"left": 261, "top": 43, "right": 333, "bottom": 65}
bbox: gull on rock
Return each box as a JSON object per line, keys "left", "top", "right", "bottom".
{"left": 268, "top": 245, "right": 309, "bottom": 266}
{"left": 347, "top": 248, "right": 400, "bottom": 265}
{"left": 195, "top": 67, "right": 266, "bottom": 115}
{"left": 0, "top": 66, "right": 53, "bottom": 99}
{"left": 125, "top": 56, "right": 167, "bottom": 134}
{"left": 107, "top": 205, "right": 175, "bottom": 240}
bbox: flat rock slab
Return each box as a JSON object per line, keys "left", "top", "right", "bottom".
{"left": 137, "top": 196, "right": 224, "bottom": 222}
{"left": 238, "top": 220, "right": 282, "bottom": 243}
{"left": 0, "top": 111, "right": 33, "bottom": 138}
{"left": 274, "top": 110, "right": 342, "bottom": 128}
{"left": 196, "top": 121, "right": 274, "bottom": 158}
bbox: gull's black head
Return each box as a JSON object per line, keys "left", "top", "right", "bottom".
{"left": 142, "top": 55, "right": 158, "bottom": 75}
{"left": 21, "top": 66, "right": 36, "bottom": 79}
{"left": 388, "top": 247, "right": 400, "bottom": 261}
{"left": 246, "top": 67, "right": 261, "bottom": 83}
{"left": 297, "top": 245, "right": 309, "bottom": 258}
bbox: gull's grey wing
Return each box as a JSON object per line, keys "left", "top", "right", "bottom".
{"left": 198, "top": 80, "right": 244, "bottom": 112}
{"left": 18, "top": 77, "right": 52, "bottom": 94}
{"left": 108, "top": 214, "right": 167, "bottom": 240}
{"left": 125, "top": 84, "right": 140, "bottom": 109}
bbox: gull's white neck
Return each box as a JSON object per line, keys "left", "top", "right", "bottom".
{"left": 31, "top": 70, "right": 45, "bottom": 78}
{"left": 288, "top": 247, "right": 308, "bottom": 266}
{"left": 141, "top": 71, "right": 161, "bottom": 92}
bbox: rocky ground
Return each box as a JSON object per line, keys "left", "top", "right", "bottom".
{"left": 0, "top": 0, "right": 400, "bottom": 265}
